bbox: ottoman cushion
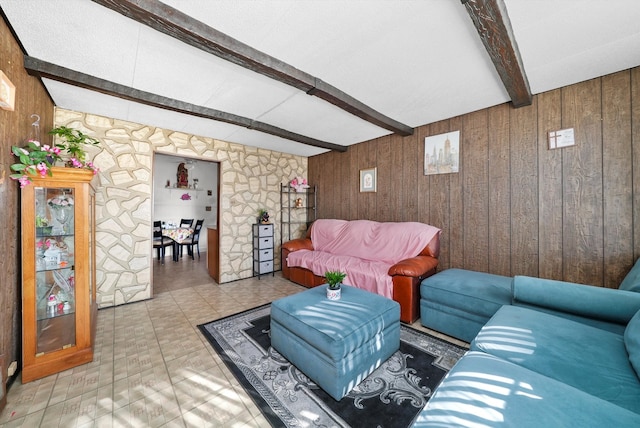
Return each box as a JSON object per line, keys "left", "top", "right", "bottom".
{"left": 271, "top": 285, "right": 400, "bottom": 400}
{"left": 420, "top": 268, "right": 512, "bottom": 342}
{"left": 421, "top": 268, "right": 512, "bottom": 317}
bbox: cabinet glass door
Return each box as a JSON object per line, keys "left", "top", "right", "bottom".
{"left": 34, "top": 186, "right": 76, "bottom": 355}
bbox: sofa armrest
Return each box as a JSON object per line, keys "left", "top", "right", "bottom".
{"left": 388, "top": 256, "right": 438, "bottom": 277}
{"left": 513, "top": 275, "right": 640, "bottom": 324}
{"left": 282, "top": 238, "right": 313, "bottom": 252}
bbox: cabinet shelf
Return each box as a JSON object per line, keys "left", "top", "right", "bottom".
{"left": 164, "top": 186, "right": 204, "bottom": 191}
{"left": 282, "top": 205, "right": 316, "bottom": 210}
{"left": 37, "top": 307, "right": 75, "bottom": 322}
{"left": 36, "top": 233, "right": 73, "bottom": 239}
{"left": 36, "top": 263, "right": 75, "bottom": 273}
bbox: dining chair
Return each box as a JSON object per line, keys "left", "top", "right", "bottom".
{"left": 152, "top": 221, "right": 173, "bottom": 264}
{"left": 178, "top": 219, "right": 204, "bottom": 260}
{"left": 179, "top": 218, "right": 194, "bottom": 228}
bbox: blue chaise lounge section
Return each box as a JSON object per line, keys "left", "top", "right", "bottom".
{"left": 415, "top": 259, "right": 640, "bottom": 426}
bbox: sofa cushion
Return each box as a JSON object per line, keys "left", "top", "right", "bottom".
{"left": 420, "top": 268, "right": 512, "bottom": 318}
{"left": 619, "top": 258, "right": 640, "bottom": 292}
{"left": 286, "top": 250, "right": 395, "bottom": 297}
{"left": 624, "top": 309, "right": 640, "bottom": 378}
{"left": 513, "top": 275, "right": 640, "bottom": 327}
{"left": 512, "top": 276, "right": 640, "bottom": 335}
{"left": 414, "top": 351, "right": 640, "bottom": 427}
{"left": 310, "top": 219, "right": 440, "bottom": 263}
{"left": 471, "top": 305, "right": 640, "bottom": 413}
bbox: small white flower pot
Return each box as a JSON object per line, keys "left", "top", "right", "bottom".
{"left": 327, "top": 286, "right": 341, "bottom": 300}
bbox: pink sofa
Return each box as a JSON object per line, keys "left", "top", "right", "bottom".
{"left": 282, "top": 219, "right": 441, "bottom": 323}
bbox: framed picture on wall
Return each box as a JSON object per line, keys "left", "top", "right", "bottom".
{"left": 0, "top": 71, "right": 16, "bottom": 111}
{"left": 360, "top": 167, "right": 377, "bottom": 192}
{"left": 424, "top": 131, "right": 460, "bottom": 175}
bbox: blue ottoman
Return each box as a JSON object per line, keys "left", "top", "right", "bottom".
{"left": 420, "top": 268, "right": 512, "bottom": 342}
{"left": 270, "top": 285, "right": 400, "bottom": 401}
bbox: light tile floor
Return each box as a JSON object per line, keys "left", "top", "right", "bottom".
{"left": 0, "top": 254, "right": 467, "bottom": 427}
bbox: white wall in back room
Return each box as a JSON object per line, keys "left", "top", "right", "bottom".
{"left": 153, "top": 152, "right": 219, "bottom": 252}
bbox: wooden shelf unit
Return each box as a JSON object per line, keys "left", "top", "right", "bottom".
{"left": 280, "top": 184, "right": 317, "bottom": 256}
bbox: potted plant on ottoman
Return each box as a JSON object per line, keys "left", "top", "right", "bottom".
{"left": 325, "top": 270, "right": 346, "bottom": 300}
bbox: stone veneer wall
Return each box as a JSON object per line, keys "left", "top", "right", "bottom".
{"left": 55, "top": 108, "right": 308, "bottom": 308}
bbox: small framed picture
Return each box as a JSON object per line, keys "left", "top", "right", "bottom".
{"left": 0, "top": 71, "right": 16, "bottom": 111}
{"left": 548, "top": 128, "right": 575, "bottom": 149}
{"left": 360, "top": 167, "right": 377, "bottom": 192}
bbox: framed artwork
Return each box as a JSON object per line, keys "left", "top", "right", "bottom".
{"left": 548, "top": 128, "right": 575, "bottom": 149}
{"left": 0, "top": 71, "right": 16, "bottom": 111}
{"left": 360, "top": 167, "right": 377, "bottom": 192}
{"left": 424, "top": 131, "right": 460, "bottom": 175}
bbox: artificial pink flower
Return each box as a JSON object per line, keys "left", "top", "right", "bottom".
{"left": 36, "top": 162, "right": 48, "bottom": 176}
{"left": 85, "top": 161, "right": 99, "bottom": 174}
{"left": 18, "top": 176, "right": 31, "bottom": 188}
{"left": 36, "top": 239, "right": 51, "bottom": 249}
{"left": 290, "top": 176, "right": 310, "bottom": 192}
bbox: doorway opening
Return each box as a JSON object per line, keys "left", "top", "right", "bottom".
{"left": 151, "top": 153, "right": 220, "bottom": 294}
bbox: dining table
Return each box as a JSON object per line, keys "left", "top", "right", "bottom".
{"left": 162, "top": 227, "right": 194, "bottom": 261}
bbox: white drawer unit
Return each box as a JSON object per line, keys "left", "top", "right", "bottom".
{"left": 252, "top": 223, "right": 274, "bottom": 278}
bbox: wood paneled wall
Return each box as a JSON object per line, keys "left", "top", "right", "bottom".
{"left": 0, "top": 15, "right": 54, "bottom": 386}
{"left": 309, "top": 68, "right": 640, "bottom": 289}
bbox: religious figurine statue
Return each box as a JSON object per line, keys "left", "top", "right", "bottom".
{"left": 177, "top": 163, "right": 189, "bottom": 188}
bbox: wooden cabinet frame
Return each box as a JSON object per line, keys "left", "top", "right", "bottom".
{"left": 20, "top": 168, "right": 97, "bottom": 383}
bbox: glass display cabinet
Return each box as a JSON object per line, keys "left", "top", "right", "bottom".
{"left": 20, "top": 167, "right": 96, "bottom": 383}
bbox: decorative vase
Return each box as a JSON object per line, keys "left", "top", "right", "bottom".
{"left": 48, "top": 192, "right": 74, "bottom": 234}
{"left": 327, "top": 285, "right": 341, "bottom": 300}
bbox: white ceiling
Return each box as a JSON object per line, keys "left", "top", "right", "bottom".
{"left": 2, "top": 0, "right": 640, "bottom": 157}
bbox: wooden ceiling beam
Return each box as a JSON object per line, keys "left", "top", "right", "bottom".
{"left": 463, "top": 0, "right": 532, "bottom": 107}
{"left": 91, "top": 0, "right": 414, "bottom": 136}
{"left": 23, "top": 56, "right": 347, "bottom": 152}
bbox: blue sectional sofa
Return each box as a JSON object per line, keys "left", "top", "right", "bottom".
{"left": 414, "top": 263, "right": 640, "bottom": 426}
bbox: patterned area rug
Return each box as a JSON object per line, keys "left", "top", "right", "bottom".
{"left": 198, "top": 304, "right": 466, "bottom": 428}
